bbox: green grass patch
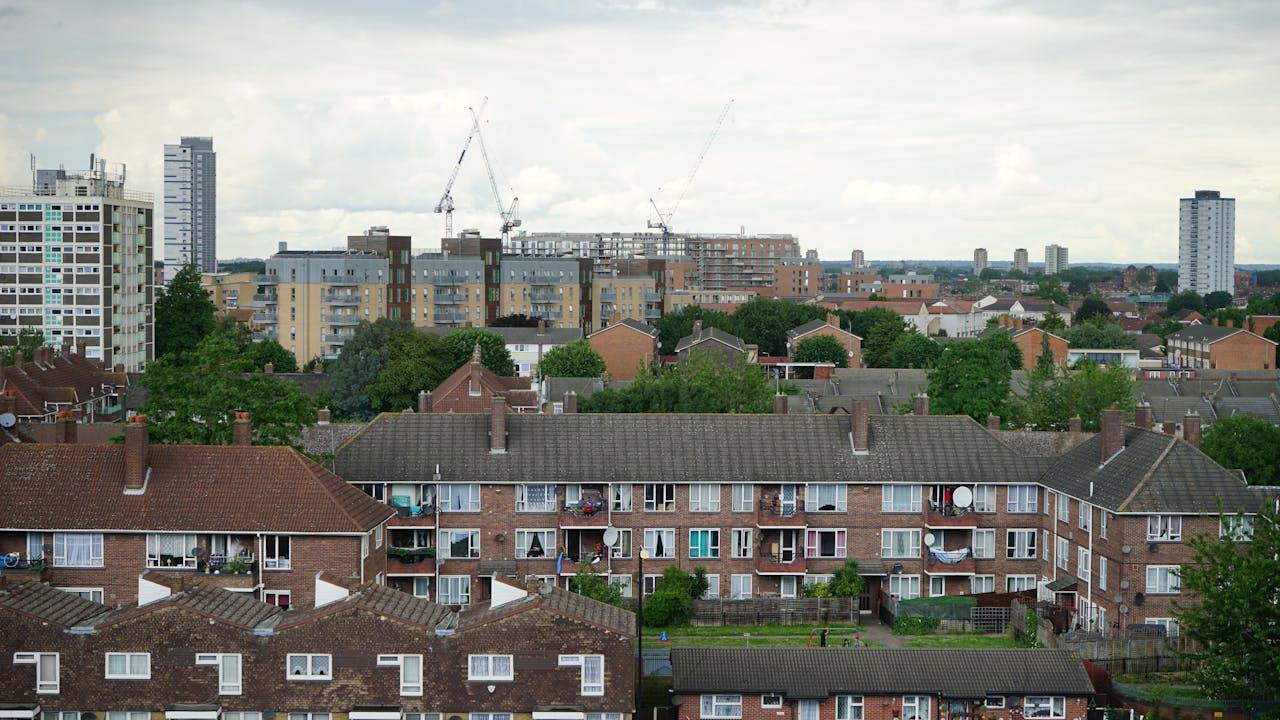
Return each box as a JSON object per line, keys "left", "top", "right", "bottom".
{"left": 640, "top": 624, "right": 872, "bottom": 648}
{"left": 898, "top": 595, "right": 977, "bottom": 608}
{"left": 901, "top": 634, "right": 1021, "bottom": 649}
{"left": 643, "top": 623, "right": 862, "bottom": 637}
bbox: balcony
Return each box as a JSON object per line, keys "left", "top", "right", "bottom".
{"left": 644, "top": 290, "right": 663, "bottom": 302}
{"left": 255, "top": 274, "right": 278, "bottom": 284}
{"left": 755, "top": 553, "right": 807, "bottom": 575}
{"left": 925, "top": 503, "right": 979, "bottom": 529}
{"left": 430, "top": 275, "right": 468, "bottom": 286}
{"left": 322, "top": 276, "right": 360, "bottom": 286}
{"left": 252, "top": 329, "right": 279, "bottom": 342}
{"left": 433, "top": 292, "right": 468, "bottom": 305}
{"left": 757, "top": 500, "right": 805, "bottom": 527}
{"left": 252, "top": 293, "right": 278, "bottom": 304}
{"left": 560, "top": 502, "right": 609, "bottom": 528}
{"left": 924, "top": 547, "right": 975, "bottom": 575}
{"left": 530, "top": 290, "right": 561, "bottom": 303}
{"left": 644, "top": 307, "right": 662, "bottom": 319}
{"left": 322, "top": 333, "right": 350, "bottom": 344}
{"left": 321, "top": 293, "right": 360, "bottom": 305}
{"left": 434, "top": 310, "right": 467, "bottom": 324}
{"left": 0, "top": 555, "right": 49, "bottom": 582}
{"left": 387, "top": 502, "right": 436, "bottom": 528}
{"left": 252, "top": 312, "right": 278, "bottom": 324}
{"left": 599, "top": 289, "right": 617, "bottom": 302}
{"left": 387, "top": 547, "right": 436, "bottom": 575}
{"left": 321, "top": 314, "right": 360, "bottom": 325}
{"left": 530, "top": 275, "right": 560, "bottom": 287}
{"left": 531, "top": 309, "right": 562, "bottom": 321}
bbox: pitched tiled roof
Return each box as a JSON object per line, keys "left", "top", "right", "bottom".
{"left": 671, "top": 648, "right": 1095, "bottom": 697}
{"left": 456, "top": 585, "right": 634, "bottom": 635}
{"left": 1038, "top": 427, "right": 1267, "bottom": 513}
{"left": 334, "top": 413, "right": 1047, "bottom": 486}
{"left": 787, "top": 319, "right": 858, "bottom": 340}
{"left": 675, "top": 327, "right": 746, "bottom": 353}
{"left": 276, "top": 583, "right": 453, "bottom": 631}
{"left": 0, "top": 582, "right": 110, "bottom": 627}
{"left": 1, "top": 351, "right": 127, "bottom": 418}
{"left": 431, "top": 354, "right": 538, "bottom": 408}
{"left": 588, "top": 318, "right": 659, "bottom": 339}
{"left": 0, "top": 444, "right": 394, "bottom": 533}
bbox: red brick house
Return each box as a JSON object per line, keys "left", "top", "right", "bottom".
{"left": 671, "top": 647, "right": 1095, "bottom": 720}
{"left": 0, "top": 578, "right": 635, "bottom": 718}
{"left": 0, "top": 341, "right": 128, "bottom": 422}
{"left": 424, "top": 345, "right": 539, "bottom": 413}
{"left": 0, "top": 414, "right": 394, "bottom": 609}
{"left": 1166, "top": 325, "right": 1277, "bottom": 370}
{"left": 587, "top": 319, "right": 659, "bottom": 380}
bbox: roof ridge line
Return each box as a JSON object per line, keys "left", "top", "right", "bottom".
{"left": 1117, "top": 433, "right": 1178, "bottom": 512}
{"left": 298, "top": 451, "right": 376, "bottom": 531}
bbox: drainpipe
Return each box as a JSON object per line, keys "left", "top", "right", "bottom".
{"left": 256, "top": 533, "right": 264, "bottom": 602}
{"left": 1086, "top": 504, "right": 1095, "bottom": 636}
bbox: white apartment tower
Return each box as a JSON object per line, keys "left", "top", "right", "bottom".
{"left": 164, "top": 136, "right": 216, "bottom": 280}
{"left": 1178, "top": 190, "right": 1235, "bottom": 295}
{"left": 850, "top": 249, "right": 865, "bottom": 270}
{"left": 0, "top": 159, "right": 155, "bottom": 371}
{"left": 1012, "top": 248, "right": 1029, "bottom": 274}
{"left": 1044, "top": 244, "right": 1069, "bottom": 275}
{"left": 973, "top": 247, "right": 988, "bottom": 275}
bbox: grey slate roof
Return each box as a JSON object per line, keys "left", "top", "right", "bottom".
{"left": 1038, "top": 427, "right": 1266, "bottom": 513}
{"left": 1215, "top": 396, "right": 1280, "bottom": 425}
{"left": 787, "top": 320, "right": 859, "bottom": 341}
{"left": 675, "top": 327, "right": 746, "bottom": 353}
{"left": 1145, "top": 397, "right": 1216, "bottom": 424}
{"left": 334, "top": 413, "right": 1047, "bottom": 486}
{"left": 0, "top": 582, "right": 110, "bottom": 627}
{"left": 545, "top": 377, "right": 607, "bottom": 401}
{"left": 1167, "top": 325, "right": 1258, "bottom": 344}
{"left": 671, "top": 648, "right": 1095, "bottom": 698}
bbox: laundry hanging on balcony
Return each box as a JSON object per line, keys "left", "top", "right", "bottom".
{"left": 929, "top": 547, "right": 971, "bottom": 564}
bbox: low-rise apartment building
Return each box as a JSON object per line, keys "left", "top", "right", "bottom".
{"left": 0, "top": 415, "right": 394, "bottom": 609}
{"left": 498, "top": 258, "right": 593, "bottom": 331}
{"left": 332, "top": 399, "right": 1270, "bottom": 637}
{"left": 1, "top": 578, "right": 635, "bottom": 719}
{"left": 1, "top": 339, "right": 128, "bottom": 422}
{"left": 201, "top": 271, "right": 259, "bottom": 312}
{"left": 259, "top": 248, "right": 390, "bottom": 363}
{"left": 672, "top": 648, "right": 1095, "bottom": 720}
{"left": 1166, "top": 324, "right": 1277, "bottom": 370}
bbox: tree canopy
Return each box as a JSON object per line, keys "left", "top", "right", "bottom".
{"left": 571, "top": 563, "right": 624, "bottom": 608}
{"left": 489, "top": 314, "right": 541, "bottom": 327}
{"left": 365, "top": 331, "right": 455, "bottom": 412}
{"left": 580, "top": 352, "right": 781, "bottom": 414}
{"left": 1164, "top": 290, "right": 1206, "bottom": 317}
{"left": 1203, "top": 290, "right": 1234, "bottom": 311}
{"left": 887, "top": 332, "right": 942, "bottom": 369}
{"left": 1034, "top": 277, "right": 1070, "bottom": 306}
{"left": 139, "top": 322, "right": 317, "bottom": 445}
{"left": 328, "top": 318, "right": 414, "bottom": 420}
{"left": 0, "top": 328, "right": 46, "bottom": 364}
{"left": 861, "top": 314, "right": 910, "bottom": 368}
{"left": 538, "top": 340, "right": 606, "bottom": 380}
{"left": 653, "top": 306, "right": 743, "bottom": 355}
{"left": 1038, "top": 308, "right": 1067, "bottom": 334}
{"left": 1062, "top": 318, "right": 1138, "bottom": 349}
{"left": 1176, "top": 507, "right": 1280, "bottom": 711}
{"left": 1073, "top": 294, "right": 1111, "bottom": 324}
{"left": 925, "top": 334, "right": 1021, "bottom": 422}
{"left": 793, "top": 335, "right": 849, "bottom": 368}
{"left": 441, "top": 327, "right": 515, "bottom": 377}
{"left": 154, "top": 263, "right": 216, "bottom": 359}
{"left": 1200, "top": 415, "right": 1280, "bottom": 486}
{"left": 732, "top": 298, "right": 828, "bottom": 357}
{"left": 1023, "top": 359, "right": 1136, "bottom": 431}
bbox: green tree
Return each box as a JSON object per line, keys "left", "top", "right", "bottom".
{"left": 1200, "top": 415, "right": 1280, "bottom": 486}
{"left": 979, "top": 267, "right": 1003, "bottom": 280}
{"left": 538, "top": 340, "right": 607, "bottom": 380}
{"left": 887, "top": 332, "right": 941, "bottom": 369}
{"left": 1023, "top": 359, "right": 1136, "bottom": 431}
{"left": 653, "top": 306, "right": 743, "bottom": 355}
{"left": 1164, "top": 290, "right": 1206, "bottom": 317}
{"left": 154, "top": 263, "right": 216, "bottom": 359}
{"left": 1245, "top": 293, "right": 1279, "bottom": 316}
{"left": 366, "top": 331, "right": 455, "bottom": 412}
{"left": 490, "top": 313, "right": 540, "bottom": 327}
{"left": 732, "top": 298, "right": 826, "bottom": 356}
{"left": 642, "top": 565, "right": 709, "bottom": 626}
{"left": 1154, "top": 269, "right": 1178, "bottom": 293}
{"left": 441, "top": 327, "right": 515, "bottom": 376}
{"left": 1074, "top": 294, "right": 1112, "bottom": 324}
{"left": 1039, "top": 308, "right": 1067, "bottom": 334}
{"left": 1207, "top": 307, "right": 1247, "bottom": 328}
{"left": 839, "top": 306, "right": 902, "bottom": 341}
{"left": 245, "top": 339, "right": 299, "bottom": 373}
{"left": 1203, "top": 291, "right": 1234, "bottom": 311}
{"left": 1063, "top": 318, "right": 1138, "bottom": 349}
{"left": 139, "top": 325, "right": 316, "bottom": 445}
{"left": 828, "top": 559, "right": 865, "bottom": 598}
{"left": 580, "top": 352, "right": 778, "bottom": 414}
{"left": 793, "top": 335, "right": 849, "bottom": 368}
{"left": 1176, "top": 506, "right": 1280, "bottom": 710}
{"left": 1265, "top": 323, "right": 1280, "bottom": 367}
{"left": 328, "top": 318, "right": 414, "bottom": 420}
{"left": 1144, "top": 318, "right": 1185, "bottom": 342}
{"left": 925, "top": 335, "right": 1020, "bottom": 422}
{"left": 1034, "top": 276, "right": 1070, "bottom": 306}
{"left": 0, "top": 328, "right": 46, "bottom": 364}
{"left": 863, "top": 315, "right": 910, "bottom": 368}
{"left": 571, "top": 563, "right": 624, "bottom": 607}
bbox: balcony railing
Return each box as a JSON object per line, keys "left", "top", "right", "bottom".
{"left": 925, "top": 546, "right": 975, "bottom": 575}
{"left": 428, "top": 275, "right": 468, "bottom": 285}
{"left": 757, "top": 499, "right": 805, "bottom": 526}
{"left": 252, "top": 293, "right": 277, "bottom": 304}
{"left": 530, "top": 290, "right": 561, "bottom": 303}
{"left": 529, "top": 276, "right": 561, "bottom": 286}
{"left": 531, "top": 309, "right": 562, "bottom": 321}
{"left": 434, "top": 310, "right": 467, "bottom": 324}
{"left": 644, "top": 307, "right": 662, "bottom": 319}
{"left": 321, "top": 314, "right": 360, "bottom": 325}
{"left": 755, "top": 553, "right": 807, "bottom": 574}
{"left": 925, "top": 502, "right": 979, "bottom": 528}
{"left": 196, "top": 553, "right": 256, "bottom": 576}
{"left": 387, "top": 555, "right": 436, "bottom": 575}
{"left": 252, "top": 330, "right": 278, "bottom": 342}
{"left": 252, "top": 312, "right": 278, "bottom": 324}
{"left": 322, "top": 333, "right": 350, "bottom": 344}
{"left": 644, "top": 290, "right": 663, "bottom": 302}
{"left": 321, "top": 293, "right": 360, "bottom": 305}
{"left": 322, "top": 276, "right": 360, "bottom": 285}
{"left": 560, "top": 502, "right": 609, "bottom": 527}
{"left": 433, "top": 292, "right": 467, "bottom": 305}
{"left": 599, "top": 289, "right": 617, "bottom": 302}
{"left": 255, "top": 274, "right": 278, "bottom": 284}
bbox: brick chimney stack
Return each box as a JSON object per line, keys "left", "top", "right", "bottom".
{"left": 317, "top": 407, "right": 331, "bottom": 425}
{"left": 773, "top": 393, "right": 787, "bottom": 415}
{"left": 913, "top": 393, "right": 929, "bottom": 416}
{"left": 826, "top": 313, "right": 840, "bottom": 328}
{"left": 264, "top": 362, "right": 275, "bottom": 374}
{"left": 1068, "top": 416, "right": 1082, "bottom": 433}
{"left": 564, "top": 391, "right": 578, "bottom": 414}
{"left": 60, "top": 338, "right": 72, "bottom": 357}
{"left": 490, "top": 395, "right": 507, "bottom": 454}
{"left": 1161, "top": 421, "right": 1175, "bottom": 435}
{"left": 986, "top": 414, "right": 1000, "bottom": 431}
{"left": 125, "top": 415, "right": 149, "bottom": 491}
{"left": 692, "top": 320, "right": 703, "bottom": 335}
{"left": 233, "top": 411, "right": 252, "bottom": 446}
{"left": 1099, "top": 406, "right": 1125, "bottom": 463}
{"left": 851, "top": 399, "right": 869, "bottom": 454}
{"left": 57, "top": 409, "right": 78, "bottom": 444}
{"left": 1134, "top": 401, "right": 1153, "bottom": 430}
{"left": 1183, "top": 411, "right": 1202, "bottom": 449}
{"left": 470, "top": 344, "right": 484, "bottom": 390}
{"left": 418, "top": 390, "right": 432, "bottom": 414}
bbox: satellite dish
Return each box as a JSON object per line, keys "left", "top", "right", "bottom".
{"left": 952, "top": 486, "right": 973, "bottom": 508}
{"left": 923, "top": 532, "right": 936, "bottom": 548}
{"left": 602, "top": 527, "right": 620, "bottom": 545}
{"left": 0, "top": 412, "right": 15, "bottom": 428}
{"left": 1118, "top": 604, "right": 1129, "bottom": 615}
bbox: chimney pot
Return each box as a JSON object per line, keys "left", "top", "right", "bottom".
{"left": 851, "top": 399, "right": 869, "bottom": 453}
{"left": 1069, "top": 416, "right": 1083, "bottom": 433}
{"left": 1183, "top": 410, "right": 1202, "bottom": 449}
{"left": 418, "top": 390, "right": 432, "bottom": 414}
{"left": 986, "top": 413, "right": 1000, "bottom": 431}
{"left": 692, "top": 319, "right": 703, "bottom": 335}
{"left": 913, "top": 393, "right": 929, "bottom": 416}
{"left": 58, "top": 409, "right": 78, "bottom": 444}
{"left": 233, "top": 411, "right": 252, "bottom": 446}
{"left": 317, "top": 407, "right": 331, "bottom": 425}
{"left": 564, "top": 391, "right": 578, "bottom": 414}
{"left": 1100, "top": 406, "right": 1125, "bottom": 463}
{"left": 264, "top": 362, "right": 274, "bottom": 374}
{"left": 773, "top": 393, "right": 787, "bottom": 415}
{"left": 1135, "top": 401, "right": 1153, "bottom": 430}
{"left": 826, "top": 313, "right": 839, "bottom": 328}
{"left": 490, "top": 395, "right": 507, "bottom": 453}
{"left": 125, "top": 415, "right": 149, "bottom": 490}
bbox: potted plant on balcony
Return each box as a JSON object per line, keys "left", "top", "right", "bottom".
{"left": 389, "top": 546, "right": 435, "bottom": 564}
{"left": 223, "top": 556, "right": 250, "bottom": 575}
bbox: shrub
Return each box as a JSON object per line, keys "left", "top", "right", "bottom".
{"left": 893, "top": 616, "right": 940, "bottom": 635}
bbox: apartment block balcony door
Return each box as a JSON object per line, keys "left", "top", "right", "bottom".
{"left": 779, "top": 485, "right": 797, "bottom": 517}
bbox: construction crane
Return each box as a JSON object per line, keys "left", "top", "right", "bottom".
{"left": 648, "top": 99, "right": 734, "bottom": 253}
{"left": 469, "top": 104, "right": 521, "bottom": 247}
{"left": 433, "top": 98, "right": 488, "bottom": 239}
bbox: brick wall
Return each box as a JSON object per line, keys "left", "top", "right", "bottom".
{"left": 589, "top": 325, "right": 658, "bottom": 380}
{"left": 1210, "top": 331, "right": 1275, "bottom": 370}
{"left": 672, "top": 692, "right": 1090, "bottom": 720}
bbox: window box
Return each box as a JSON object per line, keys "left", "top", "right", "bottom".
{"left": 388, "top": 546, "right": 436, "bottom": 563}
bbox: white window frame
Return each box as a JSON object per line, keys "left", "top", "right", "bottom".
{"left": 439, "top": 529, "right": 481, "bottom": 559}
{"left": 689, "top": 528, "right": 720, "bottom": 559}
{"left": 836, "top": 696, "right": 864, "bottom": 720}
{"left": 973, "top": 484, "right": 996, "bottom": 513}
{"left": 263, "top": 535, "right": 291, "bottom": 570}
{"left": 145, "top": 533, "right": 198, "bottom": 568}
{"left": 1147, "top": 515, "right": 1182, "bottom": 542}
{"left": 644, "top": 483, "right": 675, "bottom": 511}
{"left": 1098, "top": 556, "right": 1108, "bottom": 591}
{"left": 730, "top": 574, "right": 753, "bottom": 599}
{"left": 439, "top": 575, "right": 471, "bottom": 605}
{"left": 644, "top": 528, "right": 676, "bottom": 558}
{"left": 689, "top": 483, "right": 721, "bottom": 512}
{"left": 1056, "top": 491, "right": 1070, "bottom": 522}
{"left": 1220, "top": 515, "right": 1254, "bottom": 541}
{"left": 1006, "top": 484, "right": 1038, "bottom": 513}
{"left": 880, "top": 529, "right": 920, "bottom": 559}
{"left": 971, "top": 575, "right": 995, "bottom": 594}
{"left": 441, "top": 483, "right": 481, "bottom": 512}
{"left": 887, "top": 574, "right": 921, "bottom": 600}
{"left": 516, "top": 484, "right": 557, "bottom": 513}
{"left": 731, "top": 484, "right": 753, "bottom": 513}
{"left": 982, "top": 696, "right": 1005, "bottom": 709}
{"left": 1079, "top": 502, "right": 1092, "bottom": 532}
{"left": 559, "top": 654, "right": 605, "bottom": 696}
{"left": 468, "top": 654, "right": 514, "bottom": 681}
{"left": 375, "top": 523, "right": 383, "bottom": 549}
{"left": 973, "top": 529, "right": 995, "bottom": 559}
{"left": 901, "top": 695, "right": 931, "bottom": 720}
{"left": 377, "top": 654, "right": 424, "bottom": 696}
{"left": 808, "top": 528, "right": 848, "bottom": 559}
{"left": 761, "top": 695, "right": 783, "bottom": 709}
{"left": 1077, "top": 547, "right": 1091, "bottom": 576}
{"left": 58, "top": 587, "right": 104, "bottom": 603}
{"left": 104, "top": 652, "right": 150, "bottom": 679}
{"left": 1024, "top": 696, "right": 1066, "bottom": 719}
{"left": 286, "top": 653, "right": 333, "bottom": 680}
{"left": 880, "top": 484, "right": 921, "bottom": 513}
{"left": 52, "top": 532, "right": 103, "bottom": 567}
{"left": 1055, "top": 536, "right": 1069, "bottom": 571}
{"left": 1006, "top": 529, "right": 1037, "bottom": 560}
{"left": 13, "top": 652, "right": 59, "bottom": 694}
{"left": 1146, "top": 565, "right": 1181, "bottom": 594}
{"left": 609, "top": 528, "right": 633, "bottom": 558}
{"left": 807, "top": 483, "right": 848, "bottom": 512}
{"left": 195, "top": 653, "right": 242, "bottom": 695}
{"left": 1006, "top": 574, "right": 1036, "bottom": 592}
{"left": 731, "top": 528, "right": 753, "bottom": 559}
{"left": 700, "top": 695, "right": 743, "bottom": 719}
{"left": 610, "top": 484, "right": 632, "bottom": 512}
{"left": 1100, "top": 510, "right": 1109, "bottom": 539}
{"left": 1145, "top": 617, "right": 1181, "bottom": 638}
{"left": 514, "top": 529, "right": 555, "bottom": 559}
{"left": 106, "top": 713, "right": 151, "bottom": 720}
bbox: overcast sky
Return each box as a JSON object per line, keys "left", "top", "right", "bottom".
{"left": 2, "top": 0, "right": 1278, "bottom": 264}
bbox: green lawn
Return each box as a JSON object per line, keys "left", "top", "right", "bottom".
{"left": 901, "top": 634, "right": 1021, "bottom": 649}
{"left": 641, "top": 624, "right": 872, "bottom": 648}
